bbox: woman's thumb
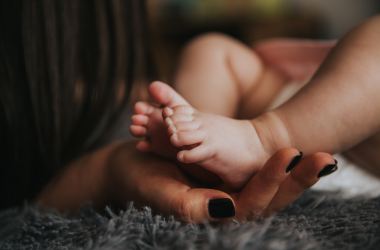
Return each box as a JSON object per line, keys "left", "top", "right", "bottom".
{"left": 170, "top": 188, "right": 235, "bottom": 223}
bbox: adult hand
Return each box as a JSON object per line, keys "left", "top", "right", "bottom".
{"left": 109, "top": 142, "right": 337, "bottom": 222}
{"left": 234, "top": 148, "right": 337, "bottom": 220}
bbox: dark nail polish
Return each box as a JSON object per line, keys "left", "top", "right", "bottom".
{"left": 208, "top": 198, "right": 235, "bottom": 218}
{"left": 318, "top": 164, "right": 338, "bottom": 178}
{"left": 334, "top": 159, "right": 338, "bottom": 165}
{"left": 286, "top": 152, "right": 303, "bottom": 173}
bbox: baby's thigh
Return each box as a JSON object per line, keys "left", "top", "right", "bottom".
{"left": 177, "top": 33, "right": 263, "bottom": 89}
{"left": 175, "top": 33, "right": 264, "bottom": 116}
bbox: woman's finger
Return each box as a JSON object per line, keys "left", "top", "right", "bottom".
{"left": 143, "top": 163, "right": 236, "bottom": 223}
{"left": 235, "top": 148, "right": 301, "bottom": 220}
{"left": 264, "top": 152, "right": 337, "bottom": 215}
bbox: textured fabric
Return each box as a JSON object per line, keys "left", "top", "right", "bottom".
{"left": 0, "top": 191, "right": 379, "bottom": 250}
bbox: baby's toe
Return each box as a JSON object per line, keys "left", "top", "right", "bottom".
{"left": 131, "top": 114, "right": 149, "bottom": 126}
{"left": 166, "top": 113, "right": 193, "bottom": 125}
{"left": 164, "top": 108, "right": 197, "bottom": 137}
{"left": 177, "top": 145, "right": 212, "bottom": 164}
{"left": 170, "top": 130, "right": 206, "bottom": 147}
{"left": 134, "top": 101, "right": 155, "bottom": 115}
{"left": 173, "top": 105, "right": 194, "bottom": 115}
{"left": 129, "top": 125, "right": 147, "bottom": 137}
{"left": 163, "top": 105, "right": 194, "bottom": 119}
{"left": 167, "top": 121, "right": 201, "bottom": 135}
{"left": 148, "top": 81, "right": 189, "bottom": 107}
{"left": 165, "top": 115, "right": 193, "bottom": 134}
{"left": 163, "top": 107, "right": 174, "bottom": 117}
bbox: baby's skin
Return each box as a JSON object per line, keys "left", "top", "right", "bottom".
{"left": 131, "top": 16, "right": 380, "bottom": 190}
{"left": 131, "top": 81, "right": 269, "bottom": 190}
{"left": 129, "top": 38, "right": 334, "bottom": 189}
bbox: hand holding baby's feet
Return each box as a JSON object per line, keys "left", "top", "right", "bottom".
{"left": 131, "top": 81, "right": 272, "bottom": 190}
{"left": 163, "top": 104, "right": 270, "bottom": 190}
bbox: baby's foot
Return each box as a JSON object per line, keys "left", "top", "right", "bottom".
{"left": 129, "top": 81, "right": 189, "bottom": 158}
{"left": 131, "top": 81, "right": 272, "bottom": 190}
{"left": 163, "top": 106, "right": 270, "bottom": 190}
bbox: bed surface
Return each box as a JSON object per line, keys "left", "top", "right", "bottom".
{"left": 0, "top": 156, "right": 379, "bottom": 250}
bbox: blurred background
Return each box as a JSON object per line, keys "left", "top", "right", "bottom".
{"left": 146, "top": 0, "right": 380, "bottom": 79}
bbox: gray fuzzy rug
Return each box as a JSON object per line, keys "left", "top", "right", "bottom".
{"left": 0, "top": 191, "right": 379, "bottom": 250}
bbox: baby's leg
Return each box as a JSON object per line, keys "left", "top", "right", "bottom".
{"left": 129, "top": 34, "right": 263, "bottom": 158}
{"left": 130, "top": 34, "right": 336, "bottom": 189}
{"left": 156, "top": 35, "right": 341, "bottom": 189}
{"left": 154, "top": 81, "right": 334, "bottom": 190}
{"left": 130, "top": 34, "right": 285, "bottom": 164}
{"left": 174, "top": 34, "right": 334, "bottom": 119}
{"left": 174, "top": 33, "right": 286, "bottom": 118}
{"left": 255, "top": 16, "right": 380, "bottom": 157}
{"left": 130, "top": 34, "right": 330, "bottom": 153}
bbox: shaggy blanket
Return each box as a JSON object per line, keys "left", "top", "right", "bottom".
{"left": 0, "top": 191, "right": 379, "bottom": 250}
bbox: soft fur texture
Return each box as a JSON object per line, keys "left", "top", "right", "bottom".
{"left": 0, "top": 191, "right": 379, "bottom": 250}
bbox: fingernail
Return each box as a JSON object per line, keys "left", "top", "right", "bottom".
{"left": 208, "top": 198, "right": 235, "bottom": 218}
{"left": 286, "top": 151, "right": 303, "bottom": 173}
{"left": 318, "top": 163, "right": 338, "bottom": 178}
{"left": 334, "top": 158, "right": 338, "bottom": 165}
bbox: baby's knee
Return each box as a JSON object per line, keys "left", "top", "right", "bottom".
{"left": 184, "top": 33, "right": 262, "bottom": 79}
{"left": 182, "top": 33, "right": 261, "bottom": 62}
{"left": 184, "top": 33, "right": 235, "bottom": 52}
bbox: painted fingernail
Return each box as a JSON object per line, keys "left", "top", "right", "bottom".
{"left": 318, "top": 163, "right": 338, "bottom": 178}
{"left": 286, "top": 151, "right": 303, "bottom": 173}
{"left": 208, "top": 198, "right": 235, "bottom": 218}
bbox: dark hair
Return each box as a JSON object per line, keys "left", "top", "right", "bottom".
{"left": 0, "top": 0, "right": 152, "bottom": 208}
